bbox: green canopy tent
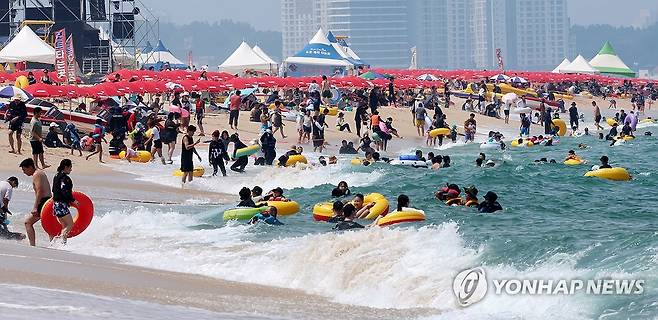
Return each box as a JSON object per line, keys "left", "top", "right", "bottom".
{"left": 589, "top": 42, "right": 636, "bottom": 78}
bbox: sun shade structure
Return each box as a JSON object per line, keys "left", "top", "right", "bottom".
{"left": 218, "top": 42, "right": 275, "bottom": 75}
{"left": 253, "top": 45, "right": 278, "bottom": 66}
{"left": 327, "top": 30, "right": 367, "bottom": 67}
{"left": 140, "top": 40, "right": 186, "bottom": 70}
{"left": 559, "top": 55, "right": 599, "bottom": 74}
{"left": 552, "top": 58, "right": 570, "bottom": 73}
{"left": 284, "top": 28, "right": 354, "bottom": 77}
{"left": 0, "top": 26, "right": 56, "bottom": 64}
{"left": 588, "top": 42, "right": 635, "bottom": 78}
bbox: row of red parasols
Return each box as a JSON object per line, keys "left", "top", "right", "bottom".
{"left": 14, "top": 67, "right": 655, "bottom": 99}
{"left": 21, "top": 76, "right": 440, "bottom": 99}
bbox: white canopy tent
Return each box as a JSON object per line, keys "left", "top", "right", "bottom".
{"left": 218, "top": 42, "right": 274, "bottom": 74}
{"left": 560, "top": 55, "right": 599, "bottom": 74}
{"left": 552, "top": 58, "right": 571, "bottom": 73}
{"left": 0, "top": 26, "right": 56, "bottom": 64}
{"left": 252, "top": 45, "right": 277, "bottom": 66}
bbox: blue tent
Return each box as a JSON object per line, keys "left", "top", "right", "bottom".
{"left": 284, "top": 29, "right": 353, "bottom": 76}
{"left": 140, "top": 40, "right": 187, "bottom": 70}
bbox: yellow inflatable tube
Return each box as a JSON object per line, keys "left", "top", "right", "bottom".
{"left": 606, "top": 118, "right": 618, "bottom": 126}
{"left": 486, "top": 83, "right": 538, "bottom": 98}
{"left": 362, "top": 193, "right": 390, "bottom": 219}
{"left": 312, "top": 202, "right": 334, "bottom": 221}
{"left": 429, "top": 128, "right": 451, "bottom": 138}
{"left": 173, "top": 166, "right": 205, "bottom": 177}
{"left": 377, "top": 208, "right": 425, "bottom": 227}
{"left": 320, "top": 107, "right": 338, "bottom": 116}
{"left": 119, "top": 150, "right": 152, "bottom": 163}
{"left": 351, "top": 158, "right": 363, "bottom": 165}
{"left": 615, "top": 136, "right": 634, "bottom": 141}
{"left": 584, "top": 167, "right": 631, "bottom": 181}
{"left": 564, "top": 159, "right": 584, "bottom": 166}
{"left": 286, "top": 155, "right": 308, "bottom": 166}
{"left": 511, "top": 139, "right": 534, "bottom": 147}
{"left": 552, "top": 119, "right": 567, "bottom": 136}
{"left": 257, "top": 201, "right": 300, "bottom": 216}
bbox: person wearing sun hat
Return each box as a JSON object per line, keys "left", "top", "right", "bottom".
{"left": 478, "top": 191, "right": 502, "bottom": 213}
{"left": 7, "top": 94, "right": 27, "bottom": 154}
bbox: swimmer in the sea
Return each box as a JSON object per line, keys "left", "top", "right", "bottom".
{"left": 331, "top": 181, "right": 351, "bottom": 198}
{"left": 333, "top": 203, "right": 364, "bottom": 231}
{"left": 249, "top": 206, "right": 284, "bottom": 225}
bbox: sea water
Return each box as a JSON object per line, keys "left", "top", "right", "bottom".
{"left": 9, "top": 125, "right": 658, "bottom": 319}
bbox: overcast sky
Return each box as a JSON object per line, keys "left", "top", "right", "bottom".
{"left": 139, "top": 0, "right": 658, "bottom": 31}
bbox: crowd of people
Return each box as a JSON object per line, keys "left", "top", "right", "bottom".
{"left": 3, "top": 70, "right": 655, "bottom": 242}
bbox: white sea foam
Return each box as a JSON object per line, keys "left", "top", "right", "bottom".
{"left": 109, "top": 149, "right": 383, "bottom": 194}
{"left": 63, "top": 207, "right": 601, "bottom": 318}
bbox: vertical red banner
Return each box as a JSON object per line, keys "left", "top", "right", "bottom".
{"left": 54, "top": 29, "right": 68, "bottom": 81}
{"left": 66, "top": 35, "right": 77, "bottom": 83}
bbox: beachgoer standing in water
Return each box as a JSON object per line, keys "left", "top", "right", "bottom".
{"left": 51, "top": 159, "right": 76, "bottom": 244}
{"left": 593, "top": 101, "right": 603, "bottom": 131}
{"left": 20, "top": 158, "right": 52, "bottom": 246}
{"left": 209, "top": 130, "right": 229, "bottom": 176}
{"left": 180, "top": 125, "right": 202, "bottom": 187}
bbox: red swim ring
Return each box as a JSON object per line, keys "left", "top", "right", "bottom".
{"left": 40, "top": 191, "right": 94, "bottom": 238}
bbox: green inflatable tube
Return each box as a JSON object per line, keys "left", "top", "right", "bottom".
{"left": 223, "top": 206, "right": 267, "bottom": 220}
{"left": 235, "top": 145, "right": 259, "bottom": 158}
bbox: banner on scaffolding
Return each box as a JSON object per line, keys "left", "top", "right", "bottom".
{"left": 496, "top": 48, "right": 504, "bottom": 71}
{"left": 65, "top": 35, "right": 77, "bottom": 83}
{"left": 53, "top": 29, "right": 68, "bottom": 81}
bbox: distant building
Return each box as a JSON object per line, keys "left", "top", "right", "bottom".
{"left": 472, "top": 0, "right": 511, "bottom": 70}
{"left": 512, "top": 0, "right": 570, "bottom": 71}
{"left": 281, "top": 0, "right": 326, "bottom": 60}
{"left": 282, "top": 0, "right": 570, "bottom": 70}
{"left": 411, "top": 0, "right": 449, "bottom": 69}
{"left": 326, "top": 0, "right": 410, "bottom": 68}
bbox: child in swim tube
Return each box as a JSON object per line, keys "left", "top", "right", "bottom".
{"left": 262, "top": 187, "right": 288, "bottom": 202}
{"left": 353, "top": 194, "right": 376, "bottom": 219}
{"left": 564, "top": 150, "right": 581, "bottom": 162}
{"left": 237, "top": 187, "right": 266, "bottom": 208}
{"left": 327, "top": 201, "right": 345, "bottom": 223}
{"left": 249, "top": 206, "right": 284, "bottom": 226}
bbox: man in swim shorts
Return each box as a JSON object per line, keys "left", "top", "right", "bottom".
{"left": 20, "top": 158, "right": 52, "bottom": 246}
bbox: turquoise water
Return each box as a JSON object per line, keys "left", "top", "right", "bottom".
{"left": 53, "top": 125, "right": 658, "bottom": 319}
